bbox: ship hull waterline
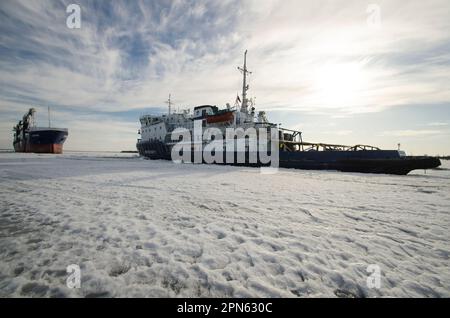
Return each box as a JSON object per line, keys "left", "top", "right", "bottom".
{"left": 136, "top": 140, "right": 441, "bottom": 175}
{"left": 13, "top": 129, "right": 68, "bottom": 154}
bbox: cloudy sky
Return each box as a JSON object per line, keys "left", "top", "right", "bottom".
{"left": 1, "top": 0, "right": 449, "bottom": 154}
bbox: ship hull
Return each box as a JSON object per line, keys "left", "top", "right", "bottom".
{"left": 280, "top": 155, "right": 441, "bottom": 175}
{"left": 13, "top": 128, "right": 68, "bottom": 154}
{"left": 137, "top": 140, "right": 441, "bottom": 175}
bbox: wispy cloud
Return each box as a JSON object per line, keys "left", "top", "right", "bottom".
{"left": 381, "top": 129, "right": 446, "bottom": 137}
{"left": 427, "top": 122, "right": 448, "bottom": 127}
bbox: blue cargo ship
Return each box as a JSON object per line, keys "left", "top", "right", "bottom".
{"left": 13, "top": 108, "right": 68, "bottom": 154}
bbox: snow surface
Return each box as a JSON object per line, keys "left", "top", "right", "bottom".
{"left": 0, "top": 152, "right": 449, "bottom": 298}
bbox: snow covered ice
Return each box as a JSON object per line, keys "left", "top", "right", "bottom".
{"left": 0, "top": 152, "right": 449, "bottom": 298}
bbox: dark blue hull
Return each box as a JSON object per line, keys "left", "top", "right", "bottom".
{"left": 280, "top": 151, "right": 440, "bottom": 175}
{"left": 28, "top": 129, "right": 68, "bottom": 145}
{"left": 136, "top": 140, "right": 441, "bottom": 175}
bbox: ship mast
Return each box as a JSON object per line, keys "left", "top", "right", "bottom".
{"left": 166, "top": 94, "right": 172, "bottom": 115}
{"left": 48, "top": 106, "right": 51, "bottom": 128}
{"left": 238, "top": 50, "right": 251, "bottom": 113}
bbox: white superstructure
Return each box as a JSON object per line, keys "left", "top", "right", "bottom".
{"left": 137, "top": 50, "right": 274, "bottom": 147}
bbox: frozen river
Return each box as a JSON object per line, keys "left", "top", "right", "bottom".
{"left": 0, "top": 152, "right": 449, "bottom": 297}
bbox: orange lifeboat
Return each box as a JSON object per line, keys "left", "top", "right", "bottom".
{"left": 206, "top": 111, "right": 234, "bottom": 124}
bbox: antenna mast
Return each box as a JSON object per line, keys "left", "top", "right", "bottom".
{"left": 238, "top": 50, "right": 251, "bottom": 113}
{"left": 166, "top": 94, "right": 172, "bottom": 115}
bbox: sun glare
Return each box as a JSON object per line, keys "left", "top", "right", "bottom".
{"left": 313, "top": 62, "right": 367, "bottom": 110}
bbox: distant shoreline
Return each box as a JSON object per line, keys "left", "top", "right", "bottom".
{"left": 0, "top": 149, "right": 127, "bottom": 153}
